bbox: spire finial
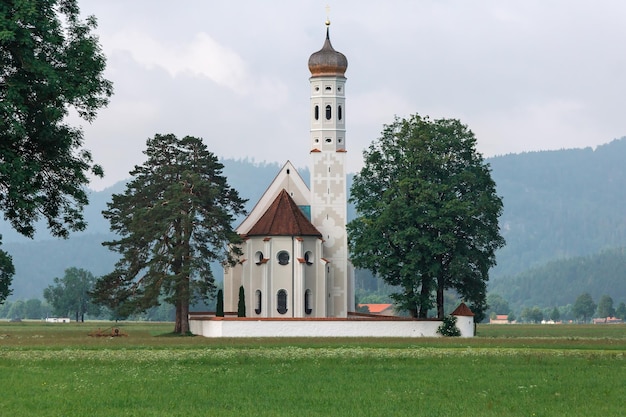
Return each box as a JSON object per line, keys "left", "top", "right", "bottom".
{"left": 325, "top": 5, "right": 331, "bottom": 26}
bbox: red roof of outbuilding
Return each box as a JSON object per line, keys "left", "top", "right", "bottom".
{"left": 246, "top": 189, "right": 322, "bottom": 237}
{"left": 451, "top": 302, "right": 474, "bottom": 317}
{"left": 358, "top": 304, "right": 393, "bottom": 314}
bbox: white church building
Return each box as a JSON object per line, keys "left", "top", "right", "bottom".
{"left": 189, "top": 22, "right": 475, "bottom": 337}
{"left": 222, "top": 21, "right": 353, "bottom": 320}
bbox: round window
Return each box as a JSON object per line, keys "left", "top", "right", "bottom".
{"left": 277, "top": 251, "right": 290, "bottom": 265}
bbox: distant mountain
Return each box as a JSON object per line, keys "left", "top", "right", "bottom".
{"left": 489, "top": 248, "right": 626, "bottom": 310}
{"left": 489, "top": 138, "right": 626, "bottom": 279}
{"left": 3, "top": 138, "right": 626, "bottom": 305}
{"left": 1, "top": 159, "right": 306, "bottom": 299}
{"left": 3, "top": 234, "right": 118, "bottom": 300}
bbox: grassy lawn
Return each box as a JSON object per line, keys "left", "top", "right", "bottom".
{"left": 1, "top": 322, "right": 624, "bottom": 416}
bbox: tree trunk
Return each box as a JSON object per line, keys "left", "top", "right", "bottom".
{"left": 173, "top": 275, "right": 191, "bottom": 334}
{"left": 418, "top": 282, "right": 429, "bottom": 318}
{"left": 174, "top": 300, "right": 182, "bottom": 334}
{"left": 180, "top": 300, "right": 190, "bottom": 334}
{"left": 437, "top": 278, "right": 445, "bottom": 319}
{"left": 174, "top": 299, "right": 190, "bottom": 334}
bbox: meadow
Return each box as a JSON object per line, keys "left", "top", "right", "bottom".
{"left": 0, "top": 322, "right": 624, "bottom": 416}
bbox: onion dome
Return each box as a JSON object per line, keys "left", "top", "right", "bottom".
{"left": 308, "top": 21, "right": 348, "bottom": 77}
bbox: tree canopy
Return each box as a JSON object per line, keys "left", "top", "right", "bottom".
{"left": 43, "top": 267, "right": 99, "bottom": 322}
{"left": 0, "top": 242, "right": 15, "bottom": 303}
{"left": 92, "top": 134, "right": 246, "bottom": 334}
{"left": 1, "top": 1, "right": 111, "bottom": 301}
{"left": 572, "top": 292, "right": 596, "bottom": 322}
{"left": 596, "top": 295, "right": 615, "bottom": 318}
{"left": 1, "top": 0, "right": 112, "bottom": 239}
{"left": 348, "top": 114, "right": 504, "bottom": 319}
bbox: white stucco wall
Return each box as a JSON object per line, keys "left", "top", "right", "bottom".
{"left": 189, "top": 316, "right": 475, "bottom": 338}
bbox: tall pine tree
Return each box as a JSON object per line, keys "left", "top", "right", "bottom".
{"left": 93, "top": 134, "right": 246, "bottom": 334}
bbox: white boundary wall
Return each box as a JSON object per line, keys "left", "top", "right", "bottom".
{"left": 189, "top": 315, "right": 474, "bottom": 338}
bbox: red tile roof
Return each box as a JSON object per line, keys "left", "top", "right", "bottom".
{"left": 246, "top": 189, "right": 322, "bottom": 237}
{"left": 359, "top": 303, "right": 394, "bottom": 314}
{"left": 451, "top": 302, "right": 474, "bottom": 316}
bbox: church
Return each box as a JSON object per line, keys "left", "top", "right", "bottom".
{"left": 189, "top": 22, "right": 475, "bottom": 337}
{"left": 222, "top": 20, "right": 355, "bottom": 319}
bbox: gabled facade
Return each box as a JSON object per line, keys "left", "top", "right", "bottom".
{"left": 223, "top": 22, "right": 354, "bottom": 318}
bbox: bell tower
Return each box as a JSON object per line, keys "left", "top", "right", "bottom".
{"left": 308, "top": 21, "right": 352, "bottom": 317}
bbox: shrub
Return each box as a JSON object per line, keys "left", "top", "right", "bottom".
{"left": 216, "top": 289, "right": 224, "bottom": 317}
{"left": 437, "top": 315, "right": 461, "bottom": 337}
{"left": 237, "top": 286, "right": 246, "bottom": 317}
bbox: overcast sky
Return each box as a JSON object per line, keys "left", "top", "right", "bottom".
{"left": 76, "top": 1, "right": 626, "bottom": 191}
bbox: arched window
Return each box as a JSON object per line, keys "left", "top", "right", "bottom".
{"left": 314, "top": 105, "right": 319, "bottom": 120}
{"left": 338, "top": 105, "right": 342, "bottom": 121}
{"left": 254, "top": 251, "right": 264, "bottom": 265}
{"left": 304, "top": 251, "right": 314, "bottom": 265}
{"left": 325, "top": 105, "right": 331, "bottom": 120}
{"left": 255, "top": 290, "right": 262, "bottom": 314}
{"left": 305, "top": 289, "right": 312, "bottom": 315}
{"left": 277, "top": 289, "right": 288, "bottom": 314}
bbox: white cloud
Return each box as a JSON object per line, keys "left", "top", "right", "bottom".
{"left": 105, "top": 31, "right": 250, "bottom": 94}
{"left": 73, "top": 0, "right": 626, "bottom": 190}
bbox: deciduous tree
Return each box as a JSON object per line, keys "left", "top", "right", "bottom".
{"left": 596, "top": 295, "right": 615, "bottom": 318}
{"left": 0, "top": 240, "right": 15, "bottom": 303}
{"left": 572, "top": 292, "right": 596, "bottom": 323}
{"left": 615, "top": 302, "right": 626, "bottom": 320}
{"left": 348, "top": 114, "right": 504, "bottom": 319}
{"left": 7, "top": 299, "right": 24, "bottom": 319}
{"left": 549, "top": 306, "right": 561, "bottom": 322}
{"left": 1, "top": 0, "right": 112, "bottom": 239}
{"left": 93, "top": 134, "right": 246, "bottom": 334}
{"left": 521, "top": 306, "right": 543, "bottom": 323}
{"left": 1, "top": 1, "right": 111, "bottom": 299}
{"left": 24, "top": 298, "right": 43, "bottom": 319}
{"left": 43, "top": 267, "right": 99, "bottom": 321}
{"left": 487, "top": 293, "right": 510, "bottom": 316}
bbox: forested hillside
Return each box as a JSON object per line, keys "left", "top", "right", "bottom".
{"left": 2, "top": 139, "right": 626, "bottom": 308}
{"left": 490, "top": 138, "right": 626, "bottom": 278}
{"left": 490, "top": 248, "right": 626, "bottom": 310}
{"left": 3, "top": 235, "right": 118, "bottom": 302}
{"left": 1, "top": 159, "right": 305, "bottom": 300}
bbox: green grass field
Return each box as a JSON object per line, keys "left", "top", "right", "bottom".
{"left": 1, "top": 322, "right": 624, "bottom": 416}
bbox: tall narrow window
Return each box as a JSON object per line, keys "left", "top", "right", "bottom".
{"left": 325, "top": 105, "right": 331, "bottom": 120}
{"left": 305, "top": 289, "right": 312, "bottom": 315}
{"left": 304, "top": 251, "right": 314, "bottom": 265}
{"left": 338, "top": 105, "right": 343, "bottom": 121}
{"left": 255, "top": 290, "right": 262, "bottom": 314}
{"left": 277, "top": 289, "right": 288, "bottom": 314}
{"left": 254, "top": 251, "right": 264, "bottom": 265}
{"left": 314, "top": 105, "right": 319, "bottom": 120}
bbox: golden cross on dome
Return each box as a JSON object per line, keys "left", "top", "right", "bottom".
{"left": 325, "top": 4, "right": 331, "bottom": 26}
